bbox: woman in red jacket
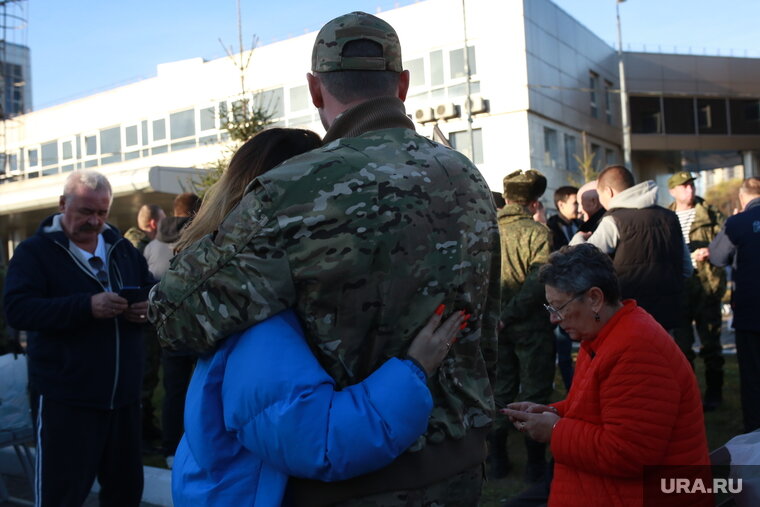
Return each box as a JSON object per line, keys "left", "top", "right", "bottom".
{"left": 504, "top": 243, "right": 711, "bottom": 506}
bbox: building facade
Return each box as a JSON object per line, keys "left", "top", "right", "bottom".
{"left": 0, "top": 0, "right": 758, "bottom": 260}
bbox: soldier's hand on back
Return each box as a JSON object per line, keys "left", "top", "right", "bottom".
{"left": 407, "top": 307, "right": 468, "bottom": 377}
{"left": 91, "top": 292, "right": 128, "bottom": 319}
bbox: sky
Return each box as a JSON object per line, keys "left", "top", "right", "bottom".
{"left": 19, "top": 0, "right": 760, "bottom": 109}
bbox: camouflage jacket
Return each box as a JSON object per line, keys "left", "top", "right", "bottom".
{"left": 149, "top": 96, "right": 501, "bottom": 445}
{"left": 123, "top": 226, "right": 150, "bottom": 255}
{"left": 498, "top": 203, "right": 553, "bottom": 333}
{"left": 668, "top": 197, "right": 727, "bottom": 297}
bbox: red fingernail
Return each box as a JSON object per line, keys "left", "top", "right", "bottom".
{"left": 435, "top": 304, "right": 445, "bottom": 316}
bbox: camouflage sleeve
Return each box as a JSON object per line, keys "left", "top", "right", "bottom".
{"left": 480, "top": 230, "right": 501, "bottom": 387}
{"left": 501, "top": 226, "right": 551, "bottom": 326}
{"left": 148, "top": 183, "right": 296, "bottom": 354}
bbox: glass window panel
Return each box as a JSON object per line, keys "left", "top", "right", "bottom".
{"left": 170, "top": 109, "right": 195, "bottom": 140}
{"left": 100, "top": 127, "right": 121, "bottom": 155}
{"left": 589, "top": 72, "right": 599, "bottom": 118}
{"left": 125, "top": 125, "right": 138, "bottom": 147}
{"left": 449, "top": 128, "right": 483, "bottom": 164}
{"left": 141, "top": 120, "right": 149, "bottom": 146}
{"left": 76, "top": 135, "right": 81, "bottom": 159}
{"left": 84, "top": 159, "right": 98, "bottom": 168}
{"left": 405, "top": 58, "right": 425, "bottom": 88}
{"left": 9, "top": 154, "right": 17, "bottom": 172}
{"left": 431, "top": 88, "right": 445, "bottom": 99}
{"left": 604, "top": 81, "right": 613, "bottom": 125}
{"left": 730, "top": 99, "right": 760, "bottom": 135}
{"left": 171, "top": 139, "right": 197, "bottom": 151}
{"left": 151, "top": 145, "right": 168, "bottom": 156}
{"left": 430, "top": 50, "right": 444, "bottom": 86}
{"left": 42, "top": 167, "right": 58, "bottom": 176}
{"left": 254, "top": 87, "right": 284, "bottom": 118}
{"left": 200, "top": 107, "right": 216, "bottom": 131}
{"left": 101, "top": 154, "right": 121, "bottom": 165}
{"left": 62, "top": 164, "right": 74, "bottom": 173}
{"left": 543, "top": 128, "right": 559, "bottom": 169}
{"left": 41, "top": 141, "right": 58, "bottom": 167}
{"left": 605, "top": 149, "right": 616, "bottom": 165}
{"left": 289, "top": 86, "right": 309, "bottom": 112}
{"left": 152, "top": 119, "right": 166, "bottom": 141}
{"left": 630, "top": 96, "right": 663, "bottom": 134}
{"left": 199, "top": 134, "right": 218, "bottom": 146}
{"left": 447, "top": 83, "right": 467, "bottom": 97}
{"left": 697, "top": 98, "right": 727, "bottom": 134}
{"left": 591, "top": 143, "right": 602, "bottom": 170}
{"left": 85, "top": 136, "right": 97, "bottom": 156}
{"left": 663, "top": 97, "right": 695, "bottom": 134}
{"left": 62, "top": 141, "right": 73, "bottom": 160}
{"left": 29, "top": 149, "right": 38, "bottom": 167}
{"left": 564, "top": 134, "right": 578, "bottom": 172}
{"left": 288, "top": 115, "right": 313, "bottom": 128}
{"left": 125, "top": 151, "right": 140, "bottom": 161}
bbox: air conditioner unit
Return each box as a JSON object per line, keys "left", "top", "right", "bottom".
{"left": 469, "top": 96, "right": 490, "bottom": 115}
{"left": 435, "top": 103, "right": 460, "bottom": 121}
{"left": 414, "top": 107, "right": 436, "bottom": 123}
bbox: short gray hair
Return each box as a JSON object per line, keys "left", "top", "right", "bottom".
{"left": 62, "top": 170, "right": 112, "bottom": 204}
{"left": 538, "top": 243, "right": 621, "bottom": 304}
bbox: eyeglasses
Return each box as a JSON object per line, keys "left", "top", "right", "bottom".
{"left": 88, "top": 256, "right": 109, "bottom": 286}
{"left": 544, "top": 292, "right": 585, "bottom": 320}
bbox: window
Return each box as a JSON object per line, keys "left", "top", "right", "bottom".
{"left": 543, "top": 128, "right": 559, "bottom": 169}
{"left": 591, "top": 143, "right": 602, "bottom": 169}
{"left": 697, "top": 98, "right": 727, "bottom": 134}
{"left": 254, "top": 87, "right": 284, "bottom": 119}
{"left": 589, "top": 72, "right": 599, "bottom": 119}
{"left": 85, "top": 135, "right": 97, "bottom": 156}
{"left": 141, "top": 121, "right": 149, "bottom": 146}
{"left": 289, "top": 86, "right": 309, "bottom": 112}
{"left": 198, "top": 107, "right": 215, "bottom": 131}
{"left": 449, "top": 46, "right": 477, "bottom": 79}
{"left": 62, "top": 140, "right": 73, "bottom": 160}
{"left": 170, "top": 109, "right": 196, "bottom": 140}
{"left": 152, "top": 119, "right": 166, "bottom": 141}
{"left": 630, "top": 96, "right": 663, "bottom": 134}
{"left": 28, "top": 148, "right": 38, "bottom": 167}
{"left": 100, "top": 126, "right": 121, "bottom": 165}
{"left": 605, "top": 149, "right": 616, "bottom": 166}
{"left": 564, "top": 134, "right": 578, "bottom": 172}
{"left": 450, "top": 128, "right": 483, "bottom": 164}
{"left": 41, "top": 141, "right": 58, "bottom": 167}
{"left": 663, "top": 97, "right": 695, "bottom": 134}
{"left": 125, "top": 125, "right": 139, "bottom": 147}
{"left": 430, "top": 50, "right": 444, "bottom": 87}
{"left": 405, "top": 58, "right": 425, "bottom": 88}
{"left": 4, "top": 63, "right": 23, "bottom": 116}
{"left": 730, "top": 99, "right": 760, "bottom": 135}
{"left": 604, "top": 81, "right": 613, "bottom": 125}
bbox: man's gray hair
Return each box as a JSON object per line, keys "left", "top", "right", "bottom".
{"left": 62, "top": 170, "right": 113, "bottom": 204}
{"left": 538, "top": 243, "right": 621, "bottom": 304}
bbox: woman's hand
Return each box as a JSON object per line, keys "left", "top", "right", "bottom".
{"left": 506, "top": 402, "right": 557, "bottom": 415}
{"left": 501, "top": 408, "right": 560, "bottom": 444}
{"left": 407, "top": 306, "right": 468, "bottom": 377}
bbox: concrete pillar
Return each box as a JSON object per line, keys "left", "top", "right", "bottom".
{"left": 743, "top": 150, "right": 759, "bottom": 178}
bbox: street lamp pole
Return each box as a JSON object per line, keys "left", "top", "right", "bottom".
{"left": 616, "top": 0, "right": 632, "bottom": 169}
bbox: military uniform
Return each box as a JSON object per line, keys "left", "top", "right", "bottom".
{"left": 123, "top": 226, "right": 150, "bottom": 254}
{"left": 668, "top": 195, "right": 726, "bottom": 406}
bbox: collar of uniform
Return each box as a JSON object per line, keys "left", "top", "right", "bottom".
{"left": 498, "top": 202, "right": 532, "bottom": 220}
{"left": 322, "top": 96, "right": 415, "bottom": 144}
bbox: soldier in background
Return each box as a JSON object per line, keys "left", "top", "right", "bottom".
{"left": 149, "top": 11, "right": 499, "bottom": 505}
{"left": 124, "top": 204, "right": 165, "bottom": 254}
{"left": 124, "top": 203, "right": 166, "bottom": 448}
{"left": 490, "top": 170, "right": 554, "bottom": 483}
{"left": 667, "top": 171, "right": 726, "bottom": 411}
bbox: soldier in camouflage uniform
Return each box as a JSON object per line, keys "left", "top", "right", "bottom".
{"left": 667, "top": 171, "right": 727, "bottom": 411}
{"left": 124, "top": 203, "right": 166, "bottom": 445}
{"left": 490, "top": 170, "right": 555, "bottom": 483}
{"left": 149, "top": 12, "right": 500, "bottom": 506}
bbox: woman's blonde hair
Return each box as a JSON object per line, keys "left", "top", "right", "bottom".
{"left": 175, "top": 128, "right": 322, "bottom": 252}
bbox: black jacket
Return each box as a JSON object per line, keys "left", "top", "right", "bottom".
{"left": 546, "top": 214, "right": 581, "bottom": 251}
{"left": 710, "top": 197, "right": 760, "bottom": 332}
{"left": 3, "top": 214, "right": 155, "bottom": 409}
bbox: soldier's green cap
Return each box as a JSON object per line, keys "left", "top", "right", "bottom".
{"left": 668, "top": 171, "right": 697, "bottom": 189}
{"left": 503, "top": 170, "right": 547, "bottom": 203}
{"left": 311, "top": 11, "right": 403, "bottom": 73}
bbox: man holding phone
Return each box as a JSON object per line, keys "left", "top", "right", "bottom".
{"left": 3, "top": 170, "right": 155, "bottom": 506}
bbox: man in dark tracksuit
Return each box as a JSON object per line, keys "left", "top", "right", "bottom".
{"left": 710, "top": 177, "right": 760, "bottom": 433}
{"left": 4, "top": 170, "right": 154, "bottom": 507}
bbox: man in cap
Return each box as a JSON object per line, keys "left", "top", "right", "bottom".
{"left": 570, "top": 165, "right": 692, "bottom": 331}
{"left": 150, "top": 11, "right": 499, "bottom": 504}
{"left": 667, "top": 171, "right": 726, "bottom": 411}
{"left": 710, "top": 177, "right": 760, "bottom": 432}
{"left": 490, "top": 169, "right": 554, "bottom": 482}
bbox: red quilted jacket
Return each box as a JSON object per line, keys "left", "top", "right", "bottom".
{"left": 549, "top": 301, "right": 711, "bottom": 506}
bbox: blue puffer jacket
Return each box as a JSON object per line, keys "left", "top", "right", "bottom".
{"left": 173, "top": 309, "right": 433, "bottom": 506}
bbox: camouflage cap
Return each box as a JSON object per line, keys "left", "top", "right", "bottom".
{"left": 503, "top": 170, "right": 547, "bottom": 203}
{"left": 311, "top": 11, "right": 403, "bottom": 73}
{"left": 668, "top": 171, "right": 697, "bottom": 189}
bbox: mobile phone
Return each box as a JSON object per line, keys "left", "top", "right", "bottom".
{"left": 118, "top": 286, "right": 150, "bottom": 304}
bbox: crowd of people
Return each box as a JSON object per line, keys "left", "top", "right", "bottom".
{"left": 2, "top": 10, "right": 759, "bottom": 507}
